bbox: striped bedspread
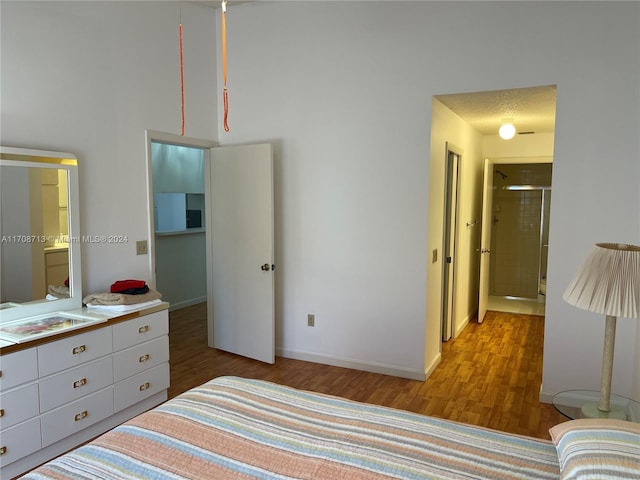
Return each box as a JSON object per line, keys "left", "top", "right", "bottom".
{"left": 25, "top": 376, "right": 560, "bottom": 479}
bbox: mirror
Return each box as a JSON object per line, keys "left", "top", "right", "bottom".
{"left": 0, "top": 146, "right": 83, "bottom": 323}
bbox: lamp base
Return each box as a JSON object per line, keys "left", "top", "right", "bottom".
{"left": 581, "top": 403, "right": 627, "bottom": 420}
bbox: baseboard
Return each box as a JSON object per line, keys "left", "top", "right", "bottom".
{"left": 454, "top": 314, "right": 472, "bottom": 338}
{"left": 277, "top": 348, "right": 427, "bottom": 381}
{"left": 539, "top": 387, "right": 554, "bottom": 404}
{"left": 424, "top": 351, "right": 441, "bottom": 379}
{"left": 167, "top": 296, "right": 206, "bottom": 312}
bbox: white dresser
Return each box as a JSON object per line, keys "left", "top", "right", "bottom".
{"left": 0, "top": 304, "right": 170, "bottom": 479}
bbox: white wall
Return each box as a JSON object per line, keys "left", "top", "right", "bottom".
{"left": 1, "top": 0, "right": 217, "bottom": 295}
{"left": 2, "top": 2, "right": 639, "bottom": 397}
{"left": 483, "top": 133, "right": 556, "bottom": 160}
{"left": 155, "top": 233, "right": 207, "bottom": 310}
{"left": 426, "top": 99, "right": 483, "bottom": 374}
{"left": 214, "top": 1, "right": 640, "bottom": 394}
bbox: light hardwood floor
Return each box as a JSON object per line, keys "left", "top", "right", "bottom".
{"left": 168, "top": 304, "right": 565, "bottom": 440}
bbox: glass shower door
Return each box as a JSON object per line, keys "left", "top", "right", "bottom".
{"left": 489, "top": 184, "right": 551, "bottom": 300}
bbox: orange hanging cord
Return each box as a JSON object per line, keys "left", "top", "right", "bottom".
{"left": 179, "top": 22, "right": 185, "bottom": 136}
{"left": 221, "top": 1, "right": 229, "bottom": 132}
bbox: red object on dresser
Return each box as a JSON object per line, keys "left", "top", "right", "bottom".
{"left": 110, "top": 279, "right": 147, "bottom": 293}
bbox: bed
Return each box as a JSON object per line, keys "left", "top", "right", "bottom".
{"left": 22, "top": 376, "right": 640, "bottom": 480}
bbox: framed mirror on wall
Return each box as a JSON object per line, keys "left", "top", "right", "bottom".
{"left": 0, "top": 146, "right": 83, "bottom": 323}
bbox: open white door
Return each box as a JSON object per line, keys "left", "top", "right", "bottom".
{"left": 478, "top": 158, "right": 494, "bottom": 323}
{"left": 207, "top": 143, "right": 275, "bottom": 364}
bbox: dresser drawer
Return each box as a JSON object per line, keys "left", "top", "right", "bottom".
{"left": 113, "top": 336, "right": 169, "bottom": 382}
{"left": 38, "top": 327, "right": 112, "bottom": 377}
{"left": 0, "top": 347, "right": 38, "bottom": 390}
{"left": 0, "top": 417, "right": 41, "bottom": 468}
{"left": 112, "top": 310, "right": 168, "bottom": 351}
{"left": 0, "top": 383, "right": 39, "bottom": 430}
{"left": 114, "top": 363, "right": 169, "bottom": 412}
{"left": 41, "top": 387, "right": 114, "bottom": 447}
{"left": 39, "top": 357, "right": 113, "bottom": 412}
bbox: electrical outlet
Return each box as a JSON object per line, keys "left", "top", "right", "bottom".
{"left": 307, "top": 314, "right": 315, "bottom": 327}
{"left": 136, "top": 240, "right": 148, "bottom": 255}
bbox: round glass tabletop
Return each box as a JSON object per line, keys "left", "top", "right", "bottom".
{"left": 552, "top": 390, "right": 639, "bottom": 422}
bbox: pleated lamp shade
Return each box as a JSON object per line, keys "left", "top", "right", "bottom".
{"left": 563, "top": 243, "right": 640, "bottom": 319}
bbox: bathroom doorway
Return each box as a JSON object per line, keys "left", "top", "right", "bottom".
{"left": 486, "top": 161, "right": 551, "bottom": 315}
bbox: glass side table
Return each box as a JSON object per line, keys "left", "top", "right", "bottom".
{"left": 553, "top": 390, "right": 640, "bottom": 423}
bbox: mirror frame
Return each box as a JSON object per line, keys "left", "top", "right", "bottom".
{"left": 0, "top": 146, "right": 83, "bottom": 322}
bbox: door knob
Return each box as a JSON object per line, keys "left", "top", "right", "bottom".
{"left": 261, "top": 263, "right": 271, "bottom": 271}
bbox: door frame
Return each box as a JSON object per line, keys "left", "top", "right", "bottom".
{"left": 477, "top": 158, "right": 494, "bottom": 323}
{"left": 144, "top": 130, "right": 216, "bottom": 292}
{"left": 477, "top": 156, "right": 553, "bottom": 321}
{"left": 441, "top": 143, "right": 462, "bottom": 341}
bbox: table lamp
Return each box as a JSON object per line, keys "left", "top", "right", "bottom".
{"left": 562, "top": 243, "right": 640, "bottom": 419}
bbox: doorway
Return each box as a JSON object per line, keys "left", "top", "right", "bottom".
{"left": 145, "top": 131, "right": 276, "bottom": 364}
{"left": 150, "top": 141, "right": 207, "bottom": 310}
{"left": 145, "top": 131, "right": 215, "bottom": 312}
{"left": 486, "top": 162, "right": 551, "bottom": 316}
{"left": 429, "top": 85, "right": 557, "bottom": 356}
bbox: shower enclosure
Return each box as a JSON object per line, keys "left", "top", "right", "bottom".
{"left": 489, "top": 163, "right": 552, "bottom": 300}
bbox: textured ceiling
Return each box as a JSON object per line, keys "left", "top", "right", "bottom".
{"left": 435, "top": 85, "right": 557, "bottom": 136}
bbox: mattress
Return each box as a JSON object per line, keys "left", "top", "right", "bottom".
{"left": 24, "top": 376, "right": 560, "bottom": 479}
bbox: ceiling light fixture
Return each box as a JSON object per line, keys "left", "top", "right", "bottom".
{"left": 498, "top": 121, "right": 516, "bottom": 140}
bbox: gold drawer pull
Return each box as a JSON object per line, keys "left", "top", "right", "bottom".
{"left": 0, "top": 446, "right": 6, "bottom": 455}
{"left": 139, "top": 382, "right": 150, "bottom": 391}
{"left": 0, "top": 409, "right": 4, "bottom": 417}
{"left": 139, "top": 354, "right": 150, "bottom": 363}
{"left": 73, "top": 378, "right": 87, "bottom": 388}
{"left": 72, "top": 345, "right": 87, "bottom": 355}
{"left": 74, "top": 410, "right": 88, "bottom": 421}
{"left": 138, "top": 325, "right": 149, "bottom": 334}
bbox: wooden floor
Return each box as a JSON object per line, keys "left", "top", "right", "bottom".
{"left": 169, "top": 304, "right": 565, "bottom": 440}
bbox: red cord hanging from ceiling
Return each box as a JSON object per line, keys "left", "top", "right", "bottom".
{"left": 221, "top": 1, "right": 229, "bottom": 132}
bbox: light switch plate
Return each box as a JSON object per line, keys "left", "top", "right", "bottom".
{"left": 136, "top": 240, "right": 148, "bottom": 255}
